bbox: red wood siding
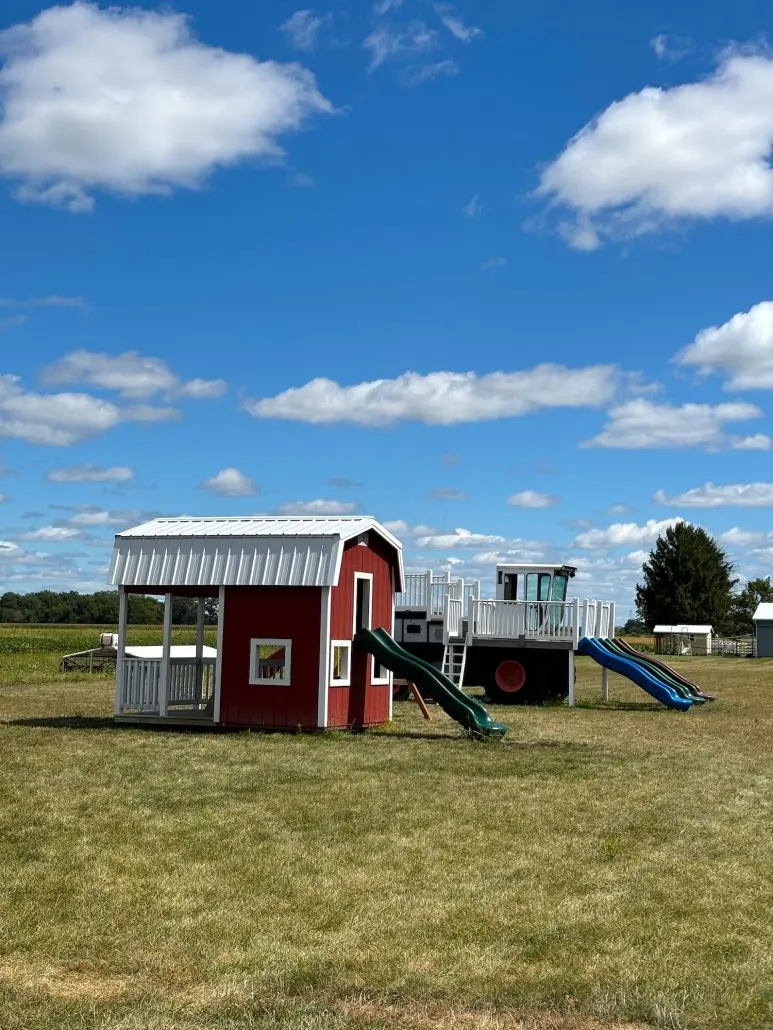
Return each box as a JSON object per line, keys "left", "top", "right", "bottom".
{"left": 219, "top": 586, "right": 321, "bottom": 730}
{"left": 328, "top": 536, "right": 395, "bottom": 728}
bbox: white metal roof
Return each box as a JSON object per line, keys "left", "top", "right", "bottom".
{"left": 125, "top": 645, "right": 217, "bottom": 659}
{"left": 653, "top": 625, "right": 713, "bottom": 635}
{"left": 109, "top": 516, "right": 404, "bottom": 590}
{"left": 753, "top": 603, "right": 773, "bottom": 622}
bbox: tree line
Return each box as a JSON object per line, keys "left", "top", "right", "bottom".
{"left": 0, "top": 591, "right": 218, "bottom": 625}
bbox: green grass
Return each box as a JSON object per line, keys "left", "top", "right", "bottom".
{"left": 0, "top": 624, "right": 217, "bottom": 685}
{"left": 1, "top": 629, "right": 772, "bottom": 1029}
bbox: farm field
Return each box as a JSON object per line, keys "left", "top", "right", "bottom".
{"left": 1, "top": 627, "right": 772, "bottom": 1030}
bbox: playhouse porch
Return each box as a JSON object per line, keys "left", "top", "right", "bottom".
{"left": 114, "top": 588, "right": 221, "bottom": 726}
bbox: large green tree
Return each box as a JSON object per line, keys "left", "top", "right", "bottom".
{"left": 635, "top": 522, "right": 736, "bottom": 631}
{"left": 729, "top": 577, "right": 773, "bottom": 634}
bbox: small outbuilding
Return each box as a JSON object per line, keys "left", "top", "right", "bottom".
{"left": 752, "top": 603, "right": 773, "bottom": 658}
{"left": 108, "top": 516, "right": 403, "bottom": 730}
{"left": 653, "top": 625, "right": 713, "bottom": 656}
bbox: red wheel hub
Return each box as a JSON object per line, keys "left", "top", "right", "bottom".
{"left": 495, "top": 660, "right": 526, "bottom": 693}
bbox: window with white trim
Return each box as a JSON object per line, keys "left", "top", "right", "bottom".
{"left": 249, "top": 639, "right": 292, "bottom": 685}
{"left": 330, "top": 641, "right": 351, "bottom": 686}
{"left": 372, "top": 658, "right": 391, "bottom": 685}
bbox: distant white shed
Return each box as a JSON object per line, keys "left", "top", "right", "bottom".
{"left": 653, "top": 625, "right": 713, "bottom": 656}
{"left": 752, "top": 603, "right": 773, "bottom": 658}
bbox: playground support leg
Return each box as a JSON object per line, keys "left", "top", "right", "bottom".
{"left": 408, "top": 682, "right": 432, "bottom": 721}
{"left": 568, "top": 650, "right": 576, "bottom": 707}
{"left": 601, "top": 667, "right": 609, "bottom": 701}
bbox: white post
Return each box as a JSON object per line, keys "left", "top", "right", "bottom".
{"left": 195, "top": 596, "right": 205, "bottom": 703}
{"left": 213, "top": 586, "right": 225, "bottom": 723}
{"left": 159, "top": 593, "right": 173, "bottom": 717}
{"left": 425, "top": 569, "right": 433, "bottom": 612}
{"left": 115, "top": 588, "right": 128, "bottom": 716}
{"left": 573, "top": 597, "right": 581, "bottom": 649}
{"left": 601, "top": 667, "right": 609, "bottom": 701}
{"left": 609, "top": 602, "right": 616, "bottom": 640}
{"left": 568, "top": 649, "right": 576, "bottom": 707}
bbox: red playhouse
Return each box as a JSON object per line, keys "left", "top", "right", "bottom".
{"left": 108, "top": 516, "right": 404, "bottom": 730}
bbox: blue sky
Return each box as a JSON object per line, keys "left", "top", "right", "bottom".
{"left": 3, "top": 0, "right": 773, "bottom": 616}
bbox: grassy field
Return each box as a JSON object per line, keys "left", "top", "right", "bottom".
{"left": 1, "top": 628, "right": 772, "bottom": 1030}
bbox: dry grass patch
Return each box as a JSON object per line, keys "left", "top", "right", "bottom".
{"left": 1, "top": 638, "right": 772, "bottom": 1029}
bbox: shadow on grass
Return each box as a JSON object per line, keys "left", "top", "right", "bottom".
{"left": 4, "top": 715, "right": 221, "bottom": 733}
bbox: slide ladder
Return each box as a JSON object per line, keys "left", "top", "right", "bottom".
{"left": 442, "top": 641, "right": 468, "bottom": 687}
{"left": 354, "top": 627, "right": 508, "bottom": 737}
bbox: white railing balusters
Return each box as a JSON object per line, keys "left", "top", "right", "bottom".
{"left": 119, "top": 657, "right": 215, "bottom": 715}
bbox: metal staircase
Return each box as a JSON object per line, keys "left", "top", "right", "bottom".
{"left": 441, "top": 641, "right": 468, "bottom": 687}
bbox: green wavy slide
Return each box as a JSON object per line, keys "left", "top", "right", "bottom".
{"left": 353, "top": 627, "right": 508, "bottom": 738}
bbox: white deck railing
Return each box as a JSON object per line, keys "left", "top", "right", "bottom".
{"left": 397, "top": 571, "right": 481, "bottom": 617}
{"left": 581, "top": 600, "right": 614, "bottom": 640}
{"left": 469, "top": 600, "right": 579, "bottom": 643}
{"left": 444, "top": 597, "right": 464, "bottom": 642}
{"left": 119, "top": 657, "right": 216, "bottom": 715}
{"left": 464, "top": 598, "right": 615, "bottom": 646}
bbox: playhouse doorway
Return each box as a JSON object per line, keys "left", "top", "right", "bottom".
{"left": 350, "top": 574, "right": 373, "bottom": 727}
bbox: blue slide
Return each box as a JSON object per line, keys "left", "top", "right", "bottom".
{"left": 577, "top": 637, "right": 693, "bottom": 711}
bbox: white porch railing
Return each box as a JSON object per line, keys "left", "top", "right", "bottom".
{"left": 119, "top": 657, "right": 216, "bottom": 715}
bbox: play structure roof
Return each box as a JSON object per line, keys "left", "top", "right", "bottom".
{"left": 109, "top": 516, "right": 404, "bottom": 590}
{"left": 752, "top": 603, "right": 773, "bottom": 622}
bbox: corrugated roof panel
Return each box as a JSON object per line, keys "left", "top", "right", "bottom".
{"left": 109, "top": 536, "right": 343, "bottom": 588}
{"left": 109, "top": 515, "right": 404, "bottom": 590}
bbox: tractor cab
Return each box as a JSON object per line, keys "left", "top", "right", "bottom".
{"left": 495, "top": 564, "right": 577, "bottom": 605}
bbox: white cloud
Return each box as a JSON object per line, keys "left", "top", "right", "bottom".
{"left": 677, "top": 301, "right": 773, "bottom": 390}
{"left": 732, "top": 433, "right": 773, "bottom": 450}
{"left": 0, "top": 315, "right": 27, "bottom": 331}
{"left": 0, "top": 374, "right": 120, "bottom": 445}
{"left": 247, "top": 364, "right": 618, "bottom": 426}
{"left": 655, "top": 482, "right": 773, "bottom": 508}
{"left": 0, "top": 373, "right": 183, "bottom": 445}
{"left": 0, "top": 493, "right": 6, "bottom": 503}
{"left": 177, "top": 377, "right": 228, "bottom": 400}
{"left": 374, "top": 0, "right": 404, "bottom": 12}
{"left": 574, "top": 517, "right": 684, "bottom": 550}
{"left": 482, "top": 256, "right": 507, "bottom": 271}
{"left": 720, "top": 527, "right": 770, "bottom": 547}
{"left": 650, "top": 34, "right": 691, "bottom": 61}
{"left": 67, "top": 508, "right": 138, "bottom": 526}
{"left": 47, "top": 464, "right": 134, "bottom": 483}
{"left": 42, "top": 350, "right": 225, "bottom": 400}
{"left": 0, "top": 3, "right": 333, "bottom": 211}
{"left": 21, "top": 525, "right": 82, "bottom": 541}
{"left": 537, "top": 51, "right": 773, "bottom": 247}
{"left": 0, "top": 295, "right": 85, "bottom": 309}
{"left": 434, "top": 5, "right": 482, "bottom": 43}
{"left": 276, "top": 499, "right": 358, "bottom": 515}
{"left": 586, "top": 398, "right": 763, "bottom": 450}
{"left": 607, "top": 504, "right": 631, "bottom": 515}
{"left": 202, "top": 467, "right": 259, "bottom": 498}
{"left": 463, "top": 194, "right": 481, "bottom": 217}
{"left": 416, "top": 527, "right": 508, "bottom": 549}
{"left": 507, "top": 490, "right": 558, "bottom": 509}
{"left": 364, "top": 23, "right": 437, "bottom": 70}
{"left": 280, "top": 10, "right": 332, "bottom": 51}
{"left": 401, "top": 60, "right": 458, "bottom": 86}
